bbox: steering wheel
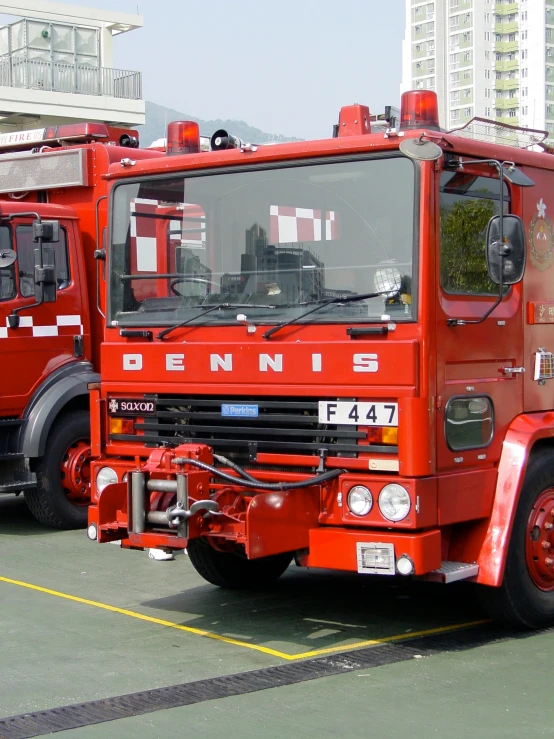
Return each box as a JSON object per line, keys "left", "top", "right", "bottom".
{"left": 170, "top": 277, "right": 212, "bottom": 296}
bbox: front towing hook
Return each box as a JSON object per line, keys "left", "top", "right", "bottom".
{"left": 166, "top": 499, "right": 220, "bottom": 526}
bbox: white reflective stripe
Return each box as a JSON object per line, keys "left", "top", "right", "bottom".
{"left": 277, "top": 215, "right": 298, "bottom": 243}
{"left": 18, "top": 316, "right": 33, "bottom": 328}
{"left": 136, "top": 236, "right": 157, "bottom": 271}
{"left": 56, "top": 315, "right": 81, "bottom": 326}
{"left": 314, "top": 219, "right": 322, "bottom": 241}
{"left": 32, "top": 325, "right": 58, "bottom": 337}
{"left": 0, "top": 314, "right": 83, "bottom": 337}
{"left": 4, "top": 316, "right": 32, "bottom": 328}
{"left": 169, "top": 220, "right": 181, "bottom": 240}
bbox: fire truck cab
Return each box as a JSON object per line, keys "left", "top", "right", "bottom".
{"left": 89, "top": 98, "right": 554, "bottom": 628}
{"left": 0, "top": 123, "right": 160, "bottom": 528}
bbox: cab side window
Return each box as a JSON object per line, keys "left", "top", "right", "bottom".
{"left": 16, "top": 225, "right": 70, "bottom": 298}
{"left": 0, "top": 225, "right": 15, "bottom": 300}
{"left": 440, "top": 172, "right": 509, "bottom": 295}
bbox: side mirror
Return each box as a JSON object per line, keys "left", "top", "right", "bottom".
{"left": 486, "top": 214, "right": 526, "bottom": 285}
{"left": 32, "top": 219, "right": 60, "bottom": 243}
{"left": 0, "top": 248, "right": 17, "bottom": 268}
{"left": 34, "top": 244, "right": 57, "bottom": 303}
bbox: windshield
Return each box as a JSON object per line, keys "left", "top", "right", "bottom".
{"left": 109, "top": 156, "right": 417, "bottom": 328}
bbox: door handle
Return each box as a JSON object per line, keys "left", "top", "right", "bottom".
{"left": 501, "top": 366, "right": 525, "bottom": 375}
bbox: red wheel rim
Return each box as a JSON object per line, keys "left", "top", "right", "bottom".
{"left": 525, "top": 488, "right": 554, "bottom": 591}
{"left": 60, "top": 439, "right": 91, "bottom": 505}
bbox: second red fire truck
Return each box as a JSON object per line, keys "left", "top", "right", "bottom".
{"left": 0, "top": 124, "right": 160, "bottom": 527}
{"left": 89, "top": 92, "right": 554, "bottom": 627}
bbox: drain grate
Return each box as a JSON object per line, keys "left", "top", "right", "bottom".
{"left": 0, "top": 624, "right": 544, "bottom": 739}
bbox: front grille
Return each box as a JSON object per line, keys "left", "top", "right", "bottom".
{"left": 110, "top": 395, "right": 398, "bottom": 461}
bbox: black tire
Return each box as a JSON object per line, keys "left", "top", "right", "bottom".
{"left": 479, "top": 452, "right": 554, "bottom": 628}
{"left": 187, "top": 538, "right": 292, "bottom": 589}
{"left": 25, "top": 410, "right": 91, "bottom": 529}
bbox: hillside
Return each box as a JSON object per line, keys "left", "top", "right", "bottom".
{"left": 138, "top": 101, "right": 302, "bottom": 147}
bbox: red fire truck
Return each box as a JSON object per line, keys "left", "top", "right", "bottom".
{"left": 88, "top": 93, "right": 554, "bottom": 627}
{"left": 0, "top": 123, "right": 160, "bottom": 528}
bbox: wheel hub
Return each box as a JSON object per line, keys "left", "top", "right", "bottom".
{"left": 526, "top": 488, "right": 554, "bottom": 591}
{"left": 60, "top": 439, "right": 91, "bottom": 505}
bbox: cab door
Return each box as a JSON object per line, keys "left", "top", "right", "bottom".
{"left": 0, "top": 218, "right": 83, "bottom": 416}
{"left": 434, "top": 169, "right": 524, "bottom": 478}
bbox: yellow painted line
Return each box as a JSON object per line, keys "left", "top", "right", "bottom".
{"left": 0, "top": 575, "right": 489, "bottom": 662}
{"left": 287, "top": 619, "right": 491, "bottom": 660}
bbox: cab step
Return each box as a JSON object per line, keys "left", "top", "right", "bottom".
{"left": 424, "top": 561, "right": 479, "bottom": 583}
{"left": 0, "top": 452, "right": 25, "bottom": 461}
{"left": 0, "top": 455, "right": 36, "bottom": 493}
{"left": 0, "top": 479, "right": 35, "bottom": 492}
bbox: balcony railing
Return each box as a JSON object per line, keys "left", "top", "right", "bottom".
{"left": 0, "top": 56, "right": 142, "bottom": 100}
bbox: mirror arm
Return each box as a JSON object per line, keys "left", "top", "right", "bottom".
{"left": 446, "top": 292, "right": 504, "bottom": 327}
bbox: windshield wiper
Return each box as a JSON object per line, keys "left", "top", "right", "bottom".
{"left": 158, "top": 303, "right": 276, "bottom": 341}
{"left": 262, "top": 290, "right": 394, "bottom": 340}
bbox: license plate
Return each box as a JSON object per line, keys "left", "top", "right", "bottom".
{"left": 318, "top": 401, "right": 398, "bottom": 426}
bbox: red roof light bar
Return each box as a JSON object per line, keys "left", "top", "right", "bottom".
{"left": 400, "top": 90, "right": 440, "bottom": 131}
{"left": 166, "top": 121, "right": 201, "bottom": 156}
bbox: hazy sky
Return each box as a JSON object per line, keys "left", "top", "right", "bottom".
{"left": 35, "top": 0, "right": 406, "bottom": 140}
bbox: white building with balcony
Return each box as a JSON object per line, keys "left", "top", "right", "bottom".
{"left": 401, "top": 0, "right": 554, "bottom": 139}
{"left": 0, "top": 0, "right": 144, "bottom": 133}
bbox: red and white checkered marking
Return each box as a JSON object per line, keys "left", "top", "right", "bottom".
{"left": 130, "top": 199, "right": 208, "bottom": 301}
{"left": 0, "top": 314, "right": 82, "bottom": 338}
{"left": 169, "top": 204, "right": 206, "bottom": 249}
{"left": 131, "top": 200, "right": 207, "bottom": 275}
{"left": 130, "top": 198, "right": 158, "bottom": 272}
{"left": 270, "top": 206, "right": 338, "bottom": 244}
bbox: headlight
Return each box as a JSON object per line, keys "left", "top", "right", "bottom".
{"left": 96, "top": 467, "right": 118, "bottom": 493}
{"left": 347, "top": 485, "right": 373, "bottom": 516}
{"left": 378, "top": 484, "right": 411, "bottom": 522}
{"left": 373, "top": 266, "right": 401, "bottom": 297}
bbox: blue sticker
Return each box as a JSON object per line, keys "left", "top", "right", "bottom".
{"left": 221, "top": 404, "right": 259, "bottom": 418}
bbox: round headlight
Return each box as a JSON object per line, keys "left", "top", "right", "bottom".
{"left": 96, "top": 467, "right": 118, "bottom": 493}
{"left": 378, "top": 484, "right": 411, "bottom": 522}
{"left": 373, "top": 266, "right": 401, "bottom": 297}
{"left": 347, "top": 485, "right": 373, "bottom": 516}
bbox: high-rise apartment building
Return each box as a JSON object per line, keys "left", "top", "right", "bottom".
{"left": 401, "top": 0, "right": 554, "bottom": 137}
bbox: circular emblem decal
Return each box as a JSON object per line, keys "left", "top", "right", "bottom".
{"left": 530, "top": 198, "right": 554, "bottom": 272}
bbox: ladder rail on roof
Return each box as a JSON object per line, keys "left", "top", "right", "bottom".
{"left": 448, "top": 117, "right": 549, "bottom": 150}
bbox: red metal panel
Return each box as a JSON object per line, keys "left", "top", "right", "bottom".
{"left": 305, "top": 527, "right": 442, "bottom": 574}
{"left": 245, "top": 488, "right": 320, "bottom": 559}
{"left": 95, "top": 481, "right": 128, "bottom": 542}
{"left": 337, "top": 105, "right": 372, "bottom": 137}
{"left": 89, "top": 387, "right": 102, "bottom": 458}
{"left": 101, "top": 339, "right": 418, "bottom": 388}
{"left": 398, "top": 397, "right": 434, "bottom": 476}
{"left": 437, "top": 468, "right": 497, "bottom": 526}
